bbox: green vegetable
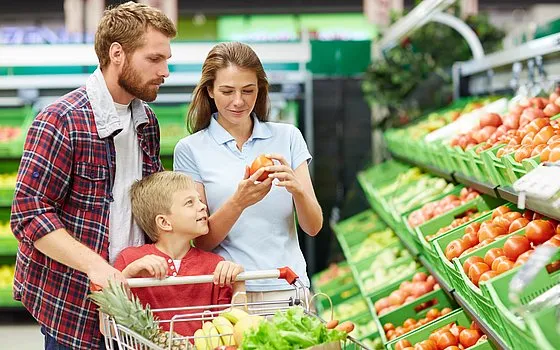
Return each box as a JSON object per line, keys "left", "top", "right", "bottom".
{"left": 240, "top": 307, "right": 347, "bottom": 349}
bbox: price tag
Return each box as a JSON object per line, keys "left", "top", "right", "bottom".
{"left": 513, "top": 163, "right": 560, "bottom": 201}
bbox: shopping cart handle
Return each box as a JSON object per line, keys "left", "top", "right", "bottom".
{"left": 90, "top": 267, "right": 302, "bottom": 289}
{"left": 278, "top": 266, "right": 299, "bottom": 285}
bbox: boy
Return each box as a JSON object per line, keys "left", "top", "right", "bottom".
{"left": 114, "top": 171, "right": 244, "bottom": 337}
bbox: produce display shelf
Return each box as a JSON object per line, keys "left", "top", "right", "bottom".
{"left": 420, "top": 255, "right": 509, "bottom": 350}
{"left": 393, "top": 153, "right": 560, "bottom": 221}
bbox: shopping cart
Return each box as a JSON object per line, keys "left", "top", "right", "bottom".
{"left": 98, "top": 267, "right": 371, "bottom": 350}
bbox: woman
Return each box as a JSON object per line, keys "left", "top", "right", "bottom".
{"left": 173, "top": 42, "right": 322, "bottom": 301}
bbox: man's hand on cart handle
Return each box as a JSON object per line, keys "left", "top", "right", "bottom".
{"left": 88, "top": 263, "right": 130, "bottom": 296}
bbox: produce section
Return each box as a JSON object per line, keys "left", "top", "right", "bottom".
{"left": 312, "top": 86, "right": 560, "bottom": 349}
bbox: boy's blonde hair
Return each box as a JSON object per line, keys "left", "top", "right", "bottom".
{"left": 94, "top": 1, "right": 177, "bottom": 69}
{"left": 130, "top": 171, "right": 195, "bottom": 242}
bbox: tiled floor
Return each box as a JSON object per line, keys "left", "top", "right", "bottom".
{"left": 0, "top": 324, "right": 43, "bottom": 349}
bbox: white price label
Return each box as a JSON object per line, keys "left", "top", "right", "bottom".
{"left": 513, "top": 164, "right": 560, "bottom": 201}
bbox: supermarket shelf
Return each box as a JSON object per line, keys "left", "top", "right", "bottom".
{"left": 453, "top": 172, "right": 499, "bottom": 198}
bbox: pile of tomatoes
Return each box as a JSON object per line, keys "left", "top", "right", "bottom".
{"left": 408, "top": 188, "right": 480, "bottom": 228}
{"left": 374, "top": 272, "right": 440, "bottom": 316}
{"left": 444, "top": 206, "right": 559, "bottom": 266}
{"left": 394, "top": 321, "right": 486, "bottom": 350}
{"left": 462, "top": 215, "right": 559, "bottom": 287}
{"left": 383, "top": 307, "right": 453, "bottom": 341}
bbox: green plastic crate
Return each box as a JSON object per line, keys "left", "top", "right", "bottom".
{"left": 311, "top": 261, "right": 354, "bottom": 295}
{"left": 318, "top": 293, "right": 369, "bottom": 322}
{"left": 368, "top": 267, "right": 429, "bottom": 314}
{"left": 334, "top": 210, "right": 384, "bottom": 238}
{"left": 149, "top": 104, "right": 189, "bottom": 155}
{"left": 501, "top": 153, "right": 528, "bottom": 185}
{"left": 483, "top": 251, "right": 560, "bottom": 350}
{"left": 402, "top": 185, "right": 466, "bottom": 247}
{"left": 431, "top": 212, "right": 494, "bottom": 290}
{"left": 468, "top": 144, "right": 492, "bottom": 182}
{"left": 414, "top": 196, "right": 503, "bottom": 284}
{"left": 453, "top": 229, "right": 529, "bottom": 340}
{"left": 353, "top": 251, "right": 416, "bottom": 297}
{"left": 384, "top": 309, "right": 495, "bottom": 350}
{"left": 0, "top": 236, "right": 17, "bottom": 256}
{"left": 315, "top": 281, "right": 362, "bottom": 316}
{"left": 348, "top": 311, "right": 380, "bottom": 342}
{"left": 0, "top": 286, "right": 20, "bottom": 307}
{"left": 432, "top": 203, "right": 521, "bottom": 290}
{"left": 0, "top": 105, "right": 34, "bottom": 157}
{"left": 481, "top": 144, "right": 511, "bottom": 187}
{"left": 377, "top": 288, "right": 457, "bottom": 344}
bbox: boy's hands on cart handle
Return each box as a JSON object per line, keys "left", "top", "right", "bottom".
{"left": 121, "top": 254, "right": 169, "bottom": 279}
{"left": 214, "top": 261, "right": 244, "bottom": 287}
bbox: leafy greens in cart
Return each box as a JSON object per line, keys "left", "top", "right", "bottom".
{"left": 240, "top": 307, "right": 347, "bottom": 349}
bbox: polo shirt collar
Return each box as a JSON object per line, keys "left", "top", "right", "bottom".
{"left": 208, "top": 112, "right": 272, "bottom": 145}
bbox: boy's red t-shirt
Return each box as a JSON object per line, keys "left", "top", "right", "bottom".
{"left": 114, "top": 244, "right": 233, "bottom": 338}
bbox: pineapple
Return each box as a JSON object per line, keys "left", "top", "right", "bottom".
{"left": 89, "top": 280, "right": 189, "bottom": 350}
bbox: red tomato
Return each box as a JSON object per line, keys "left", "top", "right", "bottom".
{"left": 249, "top": 155, "right": 273, "bottom": 181}
{"left": 468, "top": 262, "right": 491, "bottom": 286}
{"left": 508, "top": 217, "right": 530, "bottom": 234}
{"left": 459, "top": 329, "right": 482, "bottom": 348}
{"left": 496, "top": 259, "right": 515, "bottom": 274}
{"left": 462, "top": 231, "right": 479, "bottom": 248}
{"left": 479, "top": 270, "right": 500, "bottom": 284}
{"left": 426, "top": 308, "right": 440, "bottom": 320}
{"left": 484, "top": 248, "right": 505, "bottom": 266}
{"left": 437, "top": 331, "right": 459, "bottom": 349}
{"left": 441, "top": 308, "right": 453, "bottom": 316}
{"left": 503, "top": 235, "right": 531, "bottom": 260}
{"left": 492, "top": 256, "right": 511, "bottom": 271}
{"left": 465, "top": 222, "right": 482, "bottom": 236}
{"left": 492, "top": 205, "right": 511, "bottom": 219}
{"left": 478, "top": 223, "right": 506, "bottom": 242}
{"left": 446, "top": 239, "right": 466, "bottom": 260}
{"left": 526, "top": 220, "right": 556, "bottom": 245}
{"left": 463, "top": 256, "right": 485, "bottom": 274}
{"left": 395, "top": 339, "right": 412, "bottom": 350}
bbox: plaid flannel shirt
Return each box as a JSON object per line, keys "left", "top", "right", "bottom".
{"left": 10, "top": 86, "right": 163, "bottom": 349}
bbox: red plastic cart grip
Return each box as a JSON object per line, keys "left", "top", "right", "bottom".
{"left": 278, "top": 266, "right": 299, "bottom": 285}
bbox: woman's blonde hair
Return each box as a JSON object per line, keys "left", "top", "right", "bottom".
{"left": 130, "top": 171, "right": 194, "bottom": 242}
{"left": 94, "top": 1, "right": 176, "bottom": 69}
{"left": 187, "top": 42, "right": 270, "bottom": 133}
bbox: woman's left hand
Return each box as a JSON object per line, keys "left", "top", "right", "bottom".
{"left": 263, "top": 153, "right": 303, "bottom": 195}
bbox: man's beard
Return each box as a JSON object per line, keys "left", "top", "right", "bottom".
{"left": 118, "top": 60, "right": 163, "bottom": 102}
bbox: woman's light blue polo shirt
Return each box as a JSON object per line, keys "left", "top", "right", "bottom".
{"left": 173, "top": 114, "right": 312, "bottom": 291}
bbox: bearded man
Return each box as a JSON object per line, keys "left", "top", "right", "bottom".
{"left": 10, "top": 2, "right": 176, "bottom": 349}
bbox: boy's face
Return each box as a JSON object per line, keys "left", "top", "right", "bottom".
{"left": 166, "top": 188, "right": 209, "bottom": 238}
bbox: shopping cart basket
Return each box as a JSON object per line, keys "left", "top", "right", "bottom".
{"left": 98, "top": 267, "right": 370, "bottom": 350}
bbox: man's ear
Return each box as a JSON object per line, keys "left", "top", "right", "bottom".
{"left": 207, "top": 86, "right": 214, "bottom": 99}
{"left": 109, "top": 42, "right": 125, "bottom": 66}
{"left": 155, "top": 214, "right": 172, "bottom": 232}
